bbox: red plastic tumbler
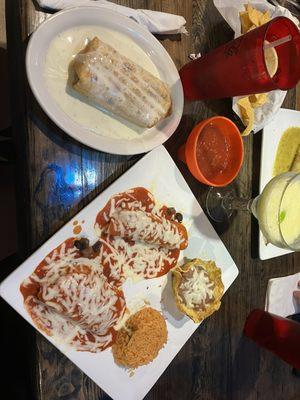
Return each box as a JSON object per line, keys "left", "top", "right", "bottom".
{"left": 244, "top": 309, "right": 300, "bottom": 370}
{"left": 180, "top": 16, "right": 300, "bottom": 101}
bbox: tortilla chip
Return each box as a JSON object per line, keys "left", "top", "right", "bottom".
{"left": 240, "top": 11, "right": 252, "bottom": 34}
{"left": 249, "top": 93, "right": 268, "bottom": 107}
{"left": 238, "top": 96, "right": 255, "bottom": 136}
{"left": 172, "top": 259, "right": 224, "bottom": 324}
{"left": 246, "top": 4, "right": 262, "bottom": 26}
{"left": 241, "top": 4, "right": 270, "bottom": 33}
{"left": 260, "top": 10, "right": 270, "bottom": 25}
{"left": 248, "top": 24, "right": 258, "bottom": 31}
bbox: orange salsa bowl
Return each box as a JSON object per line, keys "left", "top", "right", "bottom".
{"left": 179, "top": 116, "right": 244, "bottom": 187}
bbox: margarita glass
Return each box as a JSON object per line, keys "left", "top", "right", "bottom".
{"left": 206, "top": 172, "right": 300, "bottom": 250}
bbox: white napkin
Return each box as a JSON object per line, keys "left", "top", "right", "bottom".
{"left": 265, "top": 272, "right": 300, "bottom": 317}
{"left": 213, "top": 0, "right": 299, "bottom": 133}
{"left": 36, "top": 0, "right": 187, "bottom": 35}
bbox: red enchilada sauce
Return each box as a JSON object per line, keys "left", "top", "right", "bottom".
{"left": 95, "top": 187, "right": 185, "bottom": 286}
{"left": 95, "top": 187, "right": 155, "bottom": 227}
{"left": 20, "top": 237, "right": 126, "bottom": 352}
{"left": 20, "top": 187, "right": 188, "bottom": 353}
{"left": 196, "top": 123, "right": 230, "bottom": 180}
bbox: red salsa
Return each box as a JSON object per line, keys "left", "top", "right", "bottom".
{"left": 196, "top": 123, "right": 230, "bottom": 180}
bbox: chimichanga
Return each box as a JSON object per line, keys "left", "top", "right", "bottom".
{"left": 72, "top": 37, "right": 172, "bottom": 128}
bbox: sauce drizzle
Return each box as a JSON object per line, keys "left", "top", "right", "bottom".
{"left": 95, "top": 187, "right": 184, "bottom": 285}
{"left": 20, "top": 187, "right": 188, "bottom": 352}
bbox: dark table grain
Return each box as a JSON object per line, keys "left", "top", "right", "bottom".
{"left": 5, "top": 1, "right": 300, "bottom": 399}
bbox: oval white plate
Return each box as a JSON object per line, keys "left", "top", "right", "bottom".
{"left": 26, "top": 6, "right": 183, "bottom": 155}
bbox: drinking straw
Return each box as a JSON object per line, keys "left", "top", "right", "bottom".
{"left": 264, "top": 35, "right": 292, "bottom": 49}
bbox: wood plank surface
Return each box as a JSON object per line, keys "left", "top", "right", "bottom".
{"left": 5, "top": 0, "right": 300, "bottom": 399}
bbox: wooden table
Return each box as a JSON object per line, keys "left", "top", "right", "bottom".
{"left": 5, "top": 1, "right": 300, "bottom": 399}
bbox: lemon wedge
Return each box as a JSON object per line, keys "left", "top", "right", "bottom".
{"left": 264, "top": 41, "right": 278, "bottom": 78}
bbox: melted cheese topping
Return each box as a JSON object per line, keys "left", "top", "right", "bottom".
{"left": 109, "top": 210, "right": 184, "bottom": 249}
{"left": 178, "top": 266, "right": 215, "bottom": 309}
{"left": 44, "top": 26, "right": 160, "bottom": 140}
{"left": 95, "top": 188, "right": 182, "bottom": 285}
{"left": 76, "top": 42, "right": 168, "bottom": 127}
{"left": 21, "top": 188, "right": 187, "bottom": 353}
{"left": 21, "top": 241, "right": 125, "bottom": 352}
{"left": 99, "top": 235, "right": 178, "bottom": 284}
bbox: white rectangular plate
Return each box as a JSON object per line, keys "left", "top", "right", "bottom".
{"left": 0, "top": 146, "right": 239, "bottom": 400}
{"left": 259, "top": 108, "right": 300, "bottom": 260}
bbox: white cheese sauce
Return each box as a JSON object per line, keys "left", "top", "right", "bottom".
{"left": 44, "top": 26, "right": 159, "bottom": 139}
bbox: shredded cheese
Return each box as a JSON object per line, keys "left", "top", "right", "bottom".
{"left": 178, "top": 267, "right": 215, "bottom": 309}
{"left": 22, "top": 242, "right": 125, "bottom": 352}
{"left": 21, "top": 188, "right": 187, "bottom": 353}
{"left": 109, "top": 210, "right": 185, "bottom": 249}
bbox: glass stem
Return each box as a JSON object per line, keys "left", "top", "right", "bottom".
{"left": 222, "top": 194, "right": 253, "bottom": 212}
